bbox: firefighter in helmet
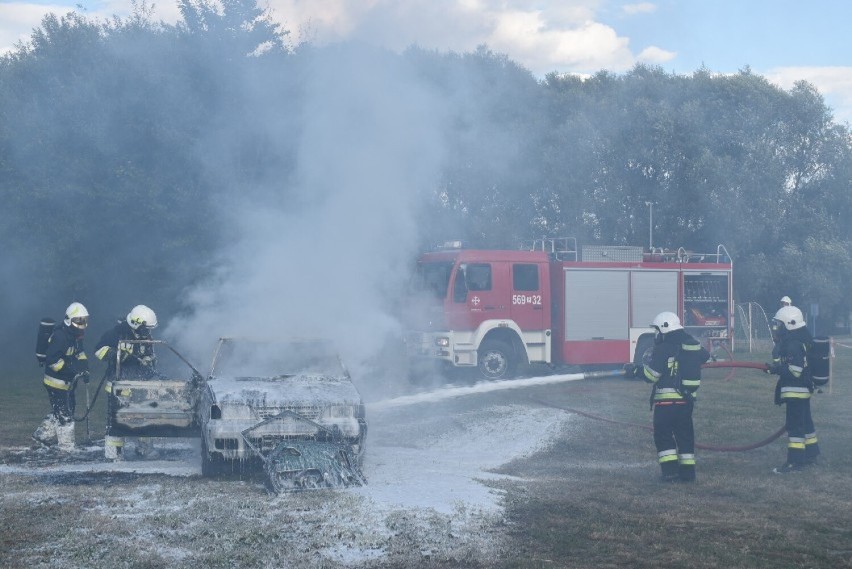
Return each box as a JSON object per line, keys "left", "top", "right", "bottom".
{"left": 780, "top": 296, "right": 792, "bottom": 308}
{"left": 766, "top": 305, "right": 820, "bottom": 473}
{"left": 642, "top": 311, "right": 710, "bottom": 482}
{"left": 94, "top": 304, "right": 159, "bottom": 460}
{"left": 32, "top": 302, "right": 90, "bottom": 451}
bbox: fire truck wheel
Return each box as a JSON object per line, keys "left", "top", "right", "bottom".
{"left": 478, "top": 340, "right": 516, "bottom": 380}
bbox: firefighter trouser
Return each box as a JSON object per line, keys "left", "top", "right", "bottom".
{"left": 653, "top": 400, "right": 695, "bottom": 481}
{"left": 44, "top": 383, "right": 76, "bottom": 426}
{"left": 784, "top": 399, "right": 819, "bottom": 465}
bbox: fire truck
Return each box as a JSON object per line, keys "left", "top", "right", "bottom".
{"left": 406, "top": 238, "right": 733, "bottom": 379}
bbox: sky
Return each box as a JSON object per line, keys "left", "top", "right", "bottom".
{"left": 1, "top": 0, "right": 851, "bottom": 123}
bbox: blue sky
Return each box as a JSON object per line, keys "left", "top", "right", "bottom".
{"left": 1, "top": 0, "right": 851, "bottom": 122}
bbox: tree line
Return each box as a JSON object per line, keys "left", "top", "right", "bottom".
{"left": 2, "top": 0, "right": 850, "bottom": 365}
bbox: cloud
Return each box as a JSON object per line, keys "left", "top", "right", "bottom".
{"left": 637, "top": 45, "right": 676, "bottom": 64}
{"left": 765, "top": 66, "right": 852, "bottom": 125}
{"left": 622, "top": 2, "right": 657, "bottom": 16}
{"left": 0, "top": 3, "right": 70, "bottom": 51}
{"left": 269, "top": 0, "right": 635, "bottom": 75}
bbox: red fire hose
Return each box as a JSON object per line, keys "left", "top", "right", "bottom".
{"left": 533, "top": 359, "right": 786, "bottom": 452}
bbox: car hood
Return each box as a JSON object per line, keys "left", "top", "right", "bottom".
{"left": 208, "top": 374, "right": 362, "bottom": 407}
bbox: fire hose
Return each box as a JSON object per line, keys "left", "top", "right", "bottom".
{"left": 533, "top": 360, "right": 786, "bottom": 452}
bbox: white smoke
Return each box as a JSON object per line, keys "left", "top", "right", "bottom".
{"left": 166, "top": 44, "right": 446, "bottom": 384}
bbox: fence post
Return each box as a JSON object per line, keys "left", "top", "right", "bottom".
{"left": 829, "top": 336, "right": 835, "bottom": 395}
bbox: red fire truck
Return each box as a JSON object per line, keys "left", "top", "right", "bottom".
{"left": 406, "top": 238, "right": 733, "bottom": 379}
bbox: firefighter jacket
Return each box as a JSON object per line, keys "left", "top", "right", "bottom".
{"left": 643, "top": 329, "right": 710, "bottom": 403}
{"left": 94, "top": 321, "right": 155, "bottom": 379}
{"left": 772, "top": 326, "right": 813, "bottom": 404}
{"left": 43, "top": 323, "right": 88, "bottom": 390}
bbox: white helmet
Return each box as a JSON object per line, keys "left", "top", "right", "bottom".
{"left": 127, "top": 305, "right": 158, "bottom": 330}
{"left": 774, "top": 305, "right": 805, "bottom": 330}
{"left": 780, "top": 296, "right": 792, "bottom": 306}
{"left": 651, "top": 311, "right": 683, "bottom": 334}
{"left": 64, "top": 302, "right": 89, "bottom": 329}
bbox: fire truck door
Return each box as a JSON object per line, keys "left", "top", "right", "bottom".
{"left": 452, "top": 262, "right": 509, "bottom": 328}
{"left": 510, "top": 262, "right": 545, "bottom": 330}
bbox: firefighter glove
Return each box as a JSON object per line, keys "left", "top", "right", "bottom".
{"left": 138, "top": 355, "right": 156, "bottom": 367}
{"left": 764, "top": 362, "right": 781, "bottom": 375}
{"left": 623, "top": 363, "right": 639, "bottom": 378}
{"left": 75, "top": 370, "right": 90, "bottom": 384}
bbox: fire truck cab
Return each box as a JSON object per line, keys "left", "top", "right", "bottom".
{"left": 406, "top": 239, "right": 733, "bottom": 379}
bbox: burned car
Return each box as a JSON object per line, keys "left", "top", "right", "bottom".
{"left": 199, "top": 338, "right": 367, "bottom": 491}
{"left": 106, "top": 340, "right": 204, "bottom": 438}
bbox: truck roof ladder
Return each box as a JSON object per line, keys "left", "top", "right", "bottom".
{"left": 527, "top": 237, "right": 578, "bottom": 261}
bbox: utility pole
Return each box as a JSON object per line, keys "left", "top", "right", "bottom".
{"left": 645, "top": 201, "right": 654, "bottom": 249}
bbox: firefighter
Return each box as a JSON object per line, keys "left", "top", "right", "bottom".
{"left": 780, "top": 296, "right": 792, "bottom": 308}
{"left": 32, "top": 302, "right": 90, "bottom": 451}
{"left": 94, "top": 304, "right": 159, "bottom": 460}
{"left": 766, "top": 305, "right": 820, "bottom": 473}
{"left": 642, "top": 311, "right": 710, "bottom": 482}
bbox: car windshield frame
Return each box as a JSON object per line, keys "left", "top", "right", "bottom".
{"left": 208, "top": 338, "right": 348, "bottom": 380}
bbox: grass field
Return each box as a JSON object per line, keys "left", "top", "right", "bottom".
{"left": 496, "top": 342, "right": 852, "bottom": 568}
{"left": 1, "top": 343, "right": 851, "bottom": 568}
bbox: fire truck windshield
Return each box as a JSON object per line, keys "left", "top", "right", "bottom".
{"left": 414, "top": 261, "right": 454, "bottom": 300}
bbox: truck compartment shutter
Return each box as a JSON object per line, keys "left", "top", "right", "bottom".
{"left": 631, "top": 271, "right": 679, "bottom": 328}
{"left": 564, "top": 269, "right": 628, "bottom": 340}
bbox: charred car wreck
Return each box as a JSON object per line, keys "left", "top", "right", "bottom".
{"left": 105, "top": 338, "right": 367, "bottom": 492}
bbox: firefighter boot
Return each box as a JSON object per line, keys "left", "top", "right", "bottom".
{"left": 678, "top": 453, "right": 697, "bottom": 482}
{"left": 659, "top": 461, "right": 679, "bottom": 483}
{"left": 105, "top": 435, "right": 124, "bottom": 461}
{"left": 804, "top": 433, "right": 820, "bottom": 466}
{"left": 56, "top": 422, "right": 76, "bottom": 452}
{"left": 32, "top": 415, "right": 58, "bottom": 448}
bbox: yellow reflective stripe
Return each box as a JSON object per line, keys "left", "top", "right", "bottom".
{"left": 77, "top": 353, "right": 88, "bottom": 361}
{"left": 105, "top": 383, "right": 113, "bottom": 393}
{"left": 654, "top": 388, "right": 684, "bottom": 401}
{"left": 780, "top": 387, "right": 810, "bottom": 399}
{"left": 805, "top": 434, "right": 818, "bottom": 445}
{"left": 49, "top": 359, "right": 65, "bottom": 372}
{"left": 65, "top": 347, "right": 74, "bottom": 356}
{"left": 644, "top": 367, "right": 659, "bottom": 383}
{"left": 788, "top": 441, "right": 806, "bottom": 450}
{"left": 654, "top": 392, "right": 685, "bottom": 400}
{"left": 106, "top": 438, "right": 124, "bottom": 447}
{"left": 95, "top": 346, "right": 110, "bottom": 360}
{"left": 681, "top": 379, "right": 700, "bottom": 387}
{"left": 678, "top": 455, "right": 696, "bottom": 465}
{"left": 44, "top": 377, "right": 70, "bottom": 390}
{"left": 658, "top": 449, "right": 678, "bottom": 463}
{"left": 681, "top": 343, "right": 701, "bottom": 351}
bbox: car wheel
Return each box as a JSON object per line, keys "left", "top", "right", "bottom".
{"left": 477, "top": 340, "right": 516, "bottom": 380}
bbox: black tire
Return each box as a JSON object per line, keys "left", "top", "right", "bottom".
{"left": 477, "top": 340, "right": 516, "bottom": 380}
